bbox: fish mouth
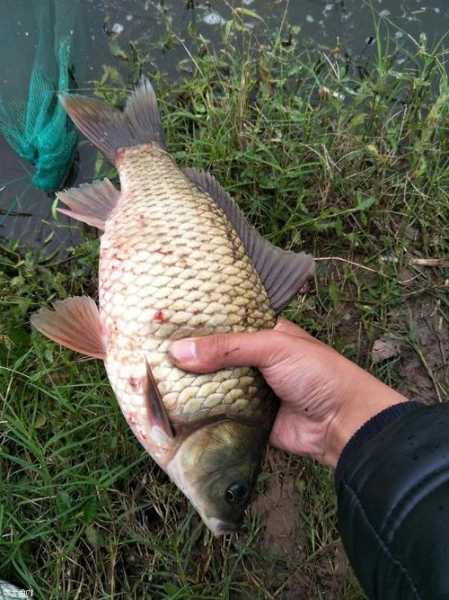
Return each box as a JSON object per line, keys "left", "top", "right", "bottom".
{"left": 206, "top": 517, "right": 240, "bottom": 537}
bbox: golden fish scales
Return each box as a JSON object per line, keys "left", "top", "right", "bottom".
{"left": 31, "top": 79, "right": 314, "bottom": 534}
{"left": 101, "top": 145, "right": 275, "bottom": 430}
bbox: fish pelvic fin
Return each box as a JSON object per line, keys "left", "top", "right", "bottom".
{"left": 59, "top": 77, "right": 165, "bottom": 164}
{"left": 145, "top": 361, "right": 175, "bottom": 440}
{"left": 184, "top": 168, "right": 315, "bottom": 313}
{"left": 57, "top": 179, "right": 120, "bottom": 230}
{"left": 30, "top": 297, "right": 106, "bottom": 360}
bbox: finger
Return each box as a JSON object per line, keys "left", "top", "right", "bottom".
{"left": 167, "top": 329, "right": 289, "bottom": 373}
{"left": 274, "top": 318, "right": 314, "bottom": 340}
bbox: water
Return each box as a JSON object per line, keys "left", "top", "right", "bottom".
{"left": 1, "top": 0, "right": 448, "bottom": 252}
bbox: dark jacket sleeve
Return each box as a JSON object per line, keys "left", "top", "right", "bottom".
{"left": 335, "top": 402, "right": 449, "bottom": 600}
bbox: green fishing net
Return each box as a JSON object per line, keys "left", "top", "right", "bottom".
{"left": 0, "top": 0, "right": 82, "bottom": 192}
{"left": 0, "top": 0, "right": 100, "bottom": 251}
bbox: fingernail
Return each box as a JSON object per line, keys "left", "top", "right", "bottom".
{"left": 168, "top": 339, "right": 197, "bottom": 364}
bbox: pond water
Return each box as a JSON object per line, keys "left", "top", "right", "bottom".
{"left": 0, "top": 0, "right": 447, "bottom": 253}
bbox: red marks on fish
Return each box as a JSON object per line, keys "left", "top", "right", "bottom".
{"left": 128, "top": 376, "right": 142, "bottom": 392}
{"left": 137, "top": 427, "right": 147, "bottom": 441}
{"left": 115, "top": 239, "right": 126, "bottom": 249}
{"left": 125, "top": 414, "right": 148, "bottom": 443}
{"left": 105, "top": 318, "right": 118, "bottom": 342}
{"left": 100, "top": 246, "right": 111, "bottom": 260}
{"left": 126, "top": 411, "right": 137, "bottom": 425}
{"left": 155, "top": 247, "right": 173, "bottom": 255}
{"left": 102, "top": 247, "right": 126, "bottom": 276}
{"left": 153, "top": 310, "right": 166, "bottom": 323}
{"left": 126, "top": 413, "right": 148, "bottom": 442}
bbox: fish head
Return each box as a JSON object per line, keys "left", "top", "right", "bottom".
{"left": 167, "top": 418, "right": 269, "bottom": 535}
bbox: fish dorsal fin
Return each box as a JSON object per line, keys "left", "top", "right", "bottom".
{"left": 57, "top": 179, "right": 120, "bottom": 230}
{"left": 59, "top": 77, "right": 165, "bottom": 164}
{"left": 30, "top": 297, "right": 106, "bottom": 359}
{"left": 184, "top": 168, "right": 315, "bottom": 313}
{"left": 145, "top": 361, "right": 175, "bottom": 439}
{"left": 125, "top": 79, "right": 165, "bottom": 147}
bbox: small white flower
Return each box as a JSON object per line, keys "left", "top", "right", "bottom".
{"left": 111, "top": 23, "right": 124, "bottom": 35}
{"left": 203, "top": 12, "right": 226, "bottom": 26}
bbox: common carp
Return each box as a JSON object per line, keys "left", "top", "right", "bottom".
{"left": 31, "top": 79, "right": 314, "bottom": 535}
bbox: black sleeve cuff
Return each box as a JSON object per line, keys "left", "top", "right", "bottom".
{"left": 334, "top": 401, "right": 449, "bottom": 598}
{"left": 335, "top": 401, "right": 421, "bottom": 486}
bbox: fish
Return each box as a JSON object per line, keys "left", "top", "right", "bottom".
{"left": 31, "top": 79, "right": 314, "bottom": 535}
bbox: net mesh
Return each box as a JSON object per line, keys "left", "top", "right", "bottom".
{"left": 0, "top": 0, "right": 81, "bottom": 192}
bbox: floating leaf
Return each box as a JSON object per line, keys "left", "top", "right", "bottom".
{"left": 108, "top": 38, "right": 128, "bottom": 61}
{"left": 235, "top": 7, "right": 264, "bottom": 21}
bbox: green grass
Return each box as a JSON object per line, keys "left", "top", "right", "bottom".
{"left": 1, "top": 12, "right": 449, "bottom": 599}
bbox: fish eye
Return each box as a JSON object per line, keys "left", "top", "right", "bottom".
{"left": 225, "top": 481, "right": 249, "bottom": 505}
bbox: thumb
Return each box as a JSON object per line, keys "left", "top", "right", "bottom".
{"left": 167, "top": 328, "right": 288, "bottom": 373}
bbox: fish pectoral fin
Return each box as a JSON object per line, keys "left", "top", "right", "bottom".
{"left": 184, "top": 168, "right": 315, "bottom": 313}
{"left": 30, "top": 296, "right": 106, "bottom": 359}
{"left": 57, "top": 179, "right": 120, "bottom": 230}
{"left": 145, "top": 361, "right": 175, "bottom": 439}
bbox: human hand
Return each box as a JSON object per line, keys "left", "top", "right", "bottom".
{"left": 168, "top": 319, "right": 407, "bottom": 467}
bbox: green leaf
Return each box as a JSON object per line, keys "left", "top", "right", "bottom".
{"left": 82, "top": 497, "right": 98, "bottom": 524}
{"left": 56, "top": 491, "right": 71, "bottom": 513}
{"left": 356, "top": 194, "right": 376, "bottom": 211}
{"left": 163, "top": 582, "right": 181, "bottom": 596}
{"left": 109, "top": 38, "right": 129, "bottom": 61}
{"left": 35, "top": 415, "right": 47, "bottom": 429}
{"left": 44, "top": 348, "right": 54, "bottom": 364}
{"left": 235, "top": 7, "right": 264, "bottom": 21}
{"left": 328, "top": 281, "right": 340, "bottom": 308}
{"left": 350, "top": 112, "right": 366, "bottom": 128}
{"left": 85, "top": 524, "right": 104, "bottom": 546}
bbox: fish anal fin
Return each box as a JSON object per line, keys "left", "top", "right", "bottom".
{"left": 145, "top": 361, "right": 175, "bottom": 439}
{"left": 31, "top": 297, "right": 106, "bottom": 359}
{"left": 57, "top": 178, "right": 120, "bottom": 230}
{"left": 184, "top": 168, "right": 315, "bottom": 313}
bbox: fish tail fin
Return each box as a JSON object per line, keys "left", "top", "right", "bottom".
{"left": 59, "top": 77, "right": 165, "bottom": 164}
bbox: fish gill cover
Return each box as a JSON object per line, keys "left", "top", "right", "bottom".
{"left": 0, "top": 0, "right": 83, "bottom": 193}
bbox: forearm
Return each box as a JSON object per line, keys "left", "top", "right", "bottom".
{"left": 335, "top": 402, "right": 449, "bottom": 600}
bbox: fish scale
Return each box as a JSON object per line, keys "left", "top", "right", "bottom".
{"left": 31, "top": 79, "right": 314, "bottom": 534}
{"left": 101, "top": 145, "right": 275, "bottom": 429}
